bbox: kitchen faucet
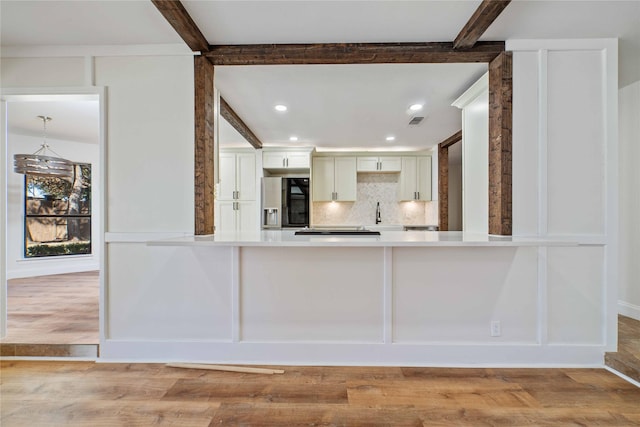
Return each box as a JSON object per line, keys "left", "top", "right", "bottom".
{"left": 376, "top": 202, "right": 381, "bottom": 224}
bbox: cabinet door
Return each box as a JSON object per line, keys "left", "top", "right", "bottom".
{"left": 237, "top": 201, "right": 258, "bottom": 232}
{"left": 236, "top": 152, "right": 256, "bottom": 200}
{"left": 379, "top": 156, "right": 402, "bottom": 172}
{"left": 263, "top": 151, "right": 287, "bottom": 169}
{"left": 312, "top": 157, "right": 335, "bottom": 202}
{"left": 218, "top": 153, "right": 237, "bottom": 200}
{"left": 216, "top": 201, "right": 237, "bottom": 232}
{"left": 334, "top": 157, "right": 357, "bottom": 201}
{"left": 398, "top": 157, "right": 417, "bottom": 201}
{"left": 356, "top": 157, "right": 379, "bottom": 172}
{"left": 416, "top": 156, "right": 432, "bottom": 201}
{"left": 286, "top": 151, "right": 310, "bottom": 168}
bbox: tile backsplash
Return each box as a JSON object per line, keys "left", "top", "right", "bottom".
{"left": 312, "top": 173, "right": 438, "bottom": 226}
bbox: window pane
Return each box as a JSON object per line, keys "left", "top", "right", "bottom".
{"left": 25, "top": 217, "right": 92, "bottom": 257}
{"left": 24, "top": 164, "right": 92, "bottom": 258}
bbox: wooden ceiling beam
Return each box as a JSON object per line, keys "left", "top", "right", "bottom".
{"left": 204, "top": 41, "right": 504, "bottom": 65}
{"left": 454, "top": 0, "right": 511, "bottom": 50}
{"left": 151, "top": 0, "right": 209, "bottom": 52}
{"left": 439, "top": 130, "right": 462, "bottom": 149}
{"left": 220, "top": 97, "right": 263, "bottom": 149}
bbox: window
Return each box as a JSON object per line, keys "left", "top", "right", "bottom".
{"left": 24, "top": 164, "right": 92, "bottom": 258}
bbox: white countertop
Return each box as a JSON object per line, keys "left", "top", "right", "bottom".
{"left": 146, "top": 230, "right": 590, "bottom": 248}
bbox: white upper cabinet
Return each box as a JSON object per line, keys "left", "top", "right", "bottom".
{"left": 398, "top": 156, "right": 432, "bottom": 201}
{"left": 312, "top": 157, "right": 357, "bottom": 202}
{"left": 218, "top": 150, "right": 256, "bottom": 201}
{"left": 357, "top": 156, "right": 401, "bottom": 172}
{"left": 263, "top": 150, "right": 310, "bottom": 169}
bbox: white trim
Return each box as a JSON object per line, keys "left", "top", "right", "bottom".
{"left": 618, "top": 301, "right": 640, "bottom": 321}
{"left": 605, "top": 366, "right": 640, "bottom": 388}
{"left": 538, "top": 49, "right": 548, "bottom": 236}
{"left": 537, "top": 247, "right": 548, "bottom": 345}
{"left": 506, "top": 38, "right": 619, "bottom": 52}
{"left": 99, "top": 340, "right": 607, "bottom": 366}
{"left": 84, "top": 56, "right": 95, "bottom": 87}
{"left": 104, "top": 232, "right": 192, "bottom": 243}
{"left": 231, "top": 247, "right": 240, "bottom": 342}
{"left": 602, "top": 40, "right": 620, "bottom": 351}
{"left": 451, "top": 72, "right": 488, "bottom": 109}
{"left": 1, "top": 44, "right": 194, "bottom": 58}
{"left": 1, "top": 86, "right": 106, "bottom": 340}
{"left": 0, "top": 95, "right": 7, "bottom": 339}
{"left": 383, "top": 247, "right": 393, "bottom": 344}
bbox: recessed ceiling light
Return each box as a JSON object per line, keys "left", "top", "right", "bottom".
{"left": 289, "top": 136, "right": 298, "bottom": 142}
{"left": 274, "top": 104, "right": 288, "bottom": 112}
{"left": 409, "top": 103, "right": 423, "bottom": 111}
{"left": 386, "top": 136, "right": 396, "bottom": 142}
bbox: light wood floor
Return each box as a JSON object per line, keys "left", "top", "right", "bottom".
{"left": 606, "top": 315, "right": 640, "bottom": 382}
{"left": 0, "top": 271, "right": 99, "bottom": 344}
{"left": 1, "top": 362, "right": 639, "bottom": 426}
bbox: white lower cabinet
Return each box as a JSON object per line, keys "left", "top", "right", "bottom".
{"left": 312, "top": 157, "right": 357, "bottom": 202}
{"left": 216, "top": 201, "right": 258, "bottom": 232}
{"left": 398, "top": 156, "right": 432, "bottom": 201}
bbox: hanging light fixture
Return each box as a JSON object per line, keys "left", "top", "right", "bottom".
{"left": 13, "top": 115, "right": 74, "bottom": 179}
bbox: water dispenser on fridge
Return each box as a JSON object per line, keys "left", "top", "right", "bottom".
{"left": 261, "top": 177, "right": 282, "bottom": 229}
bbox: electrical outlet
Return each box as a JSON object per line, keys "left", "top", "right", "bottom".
{"left": 490, "top": 321, "right": 501, "bottom": 337}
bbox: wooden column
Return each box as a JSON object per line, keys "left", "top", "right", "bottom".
{"left": 488, "top": 51, "right": 513, "bottom": 235}
{"left": 438, "top": 144, "right": 449, "bottom": 231}
{"left": 194, "top": 56, "right": 215, "bottom": 235}
{"left": 437, "top": 130, "right": 462, "bottom": 232}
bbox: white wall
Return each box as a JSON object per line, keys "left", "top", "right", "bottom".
{"left": 1, "top": 49, "right": 195, "bottom": 344}
{"left": 94, "top": 56, "right": 194, "bottom": 233}
{"left": 1, "top": 39, "right": 620, "bottom": 365}
{"left": 448, "top": 143, "right": 463, "bottom": 231}
{"left": 6, "top": 133, "right": 100, "bottom": 278}
{"left": 509, "top": 39, "right": 618, "bottom": 350}
{"left": 453, "top": 73, "right": 488, "bottom": 234}
{"left": 618, "top": 80, "right": 640, "bottom": 320}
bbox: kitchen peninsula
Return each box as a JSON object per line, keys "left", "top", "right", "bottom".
{"left": 99, "top": 229, "right": 605, "bottom": 367}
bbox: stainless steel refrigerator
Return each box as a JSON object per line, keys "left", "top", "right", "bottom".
{"left": 261, "top": 177, "right": 310, "bottom": 229}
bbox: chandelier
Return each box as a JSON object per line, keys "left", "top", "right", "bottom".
{"left": 13, "top": 115, "right": 74, "bottom": 179}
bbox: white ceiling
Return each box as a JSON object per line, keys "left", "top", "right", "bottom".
{"left": 216, "top": 63, "right": 486, "bottom": 150}
{"left": 2, "top": 1, "right": 638, "bottom": 151}
{"left": 6, "top": 98, "right": 100, "bottom": 146}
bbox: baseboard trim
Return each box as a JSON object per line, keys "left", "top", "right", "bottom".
{"left": 99, "top": 340, "right": 607, "bottom": 367}
{"left": 618, "top": 300, "right": 640, "bottom": 321}
{"left": 7, "top": 262, "right": 99, "bottom": 280}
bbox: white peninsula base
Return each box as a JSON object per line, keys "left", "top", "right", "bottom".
{"left": 101, "top": 231, "right": 614, "bottom": 367}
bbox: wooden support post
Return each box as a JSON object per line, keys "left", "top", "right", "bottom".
{"left": 488, "top": 51, "right": 513, "bottom": 235}
{"left": 438, "top": 144, "right": 449, "bottom": 231}
{"left": 194, "top": 56, "right": 216, "bottom": 235}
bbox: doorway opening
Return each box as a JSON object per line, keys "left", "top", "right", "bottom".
{"left": 1, "top": 91, "right": 103, "bottom": 357}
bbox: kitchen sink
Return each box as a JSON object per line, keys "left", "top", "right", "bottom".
{"left": 294, "top": 228, "right": 381, "bottom": 236}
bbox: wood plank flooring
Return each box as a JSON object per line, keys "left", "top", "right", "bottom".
{"left": 0, "top": 271, "right": 99, "bottom": 345}
{"left": 606, "top": 315, "right": 640, "bottom": 383}
{"left": 1, "top": 362, "right": 639, "bottom": 426}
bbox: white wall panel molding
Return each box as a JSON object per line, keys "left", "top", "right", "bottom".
{"left": 1, "top": 44, "right": 194, "bottom": 58}
{"left": 618, "top": 81, "right": 640, "bottom": 317}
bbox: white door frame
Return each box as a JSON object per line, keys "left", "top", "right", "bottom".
{"left": 0, "top": 86, "right": 106, "bottom": 342}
